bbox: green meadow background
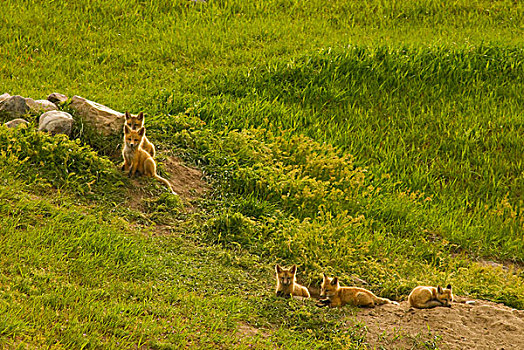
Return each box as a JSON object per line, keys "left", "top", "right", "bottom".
{"left": 1, "top": 0, "right": 523, "bottom": 348}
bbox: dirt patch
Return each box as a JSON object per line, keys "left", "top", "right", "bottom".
{"left": 350, "top": 298, "right": 524, "bottom": 350}
{"left": 476, "top": 258, "right": 524, "bottom": 271}
{"left": 161, "top": 156, "right": 209, "bottom": 200}
{"left": 124, "top": 156, "right": 209, "bottom": 212}
{"left": 235, "top": 322, "right": 270, "bottom": 340}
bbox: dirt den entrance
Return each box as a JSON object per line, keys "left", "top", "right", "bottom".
{"left": 124, "top": 156, "right": 210, "bottom": 212}
{"left": 350, "top": 297, "right": 524, "bottom": 350}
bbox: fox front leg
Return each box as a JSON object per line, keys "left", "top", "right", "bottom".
{"left": 315, "top": 299, "right": 331, "bottom": 308}
{"left": 121, "top": 161, "right": 130, "bottom": 172}
{"left": 128, "top": 162, "right": 138, "bottom": 178}
{"left": 276, "top": 291, "right": 291, "bottom": 298}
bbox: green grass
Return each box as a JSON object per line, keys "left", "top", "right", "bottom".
{"left": 169, "top": 45, "right": 524, "bottom": 262}
{"left": 0, "top": 178, "right": 366, "bottom": 349}
{"left": 2, "top": 0, "right": 523, "bottom": 107}
{"left": 1, "top": 0, "right": 523, "bottom": 348}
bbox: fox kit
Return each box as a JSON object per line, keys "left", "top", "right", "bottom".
{"left": 275, "top": 264, "right": 310, "bottom": 298}
{"left": 319, "top": 274, "right": 398, "bottom": 308}
{"left": 408, "top": 285, "right": 453, "bottom": 309}
{"left": 124, "top": 111, "right": 155, "bottom": 158}
{"left": 122, "top": 125, "right": 176, "bottom": 194}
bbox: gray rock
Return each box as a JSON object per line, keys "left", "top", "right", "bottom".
{"left": 4, "top": 118, "right": 29, "bottom": 129}
{"left": 26, "top": 98, "right": 58, "bottom": 113}
{"left": 38, "top": 111, "right": 74, "bottom": 136}
{"left": 0, "top": 93, "right": 11, "bottom": 103}
{"left": 0, "top": 95, "right": 30, "bottom": 119}
{"left": 47, "top": 92, "right": 68, "bottom": 104}
{"left": 69, "top": 95, "right": 124, "bottom": 136}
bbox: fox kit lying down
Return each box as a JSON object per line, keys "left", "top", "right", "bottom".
{"left": 275, "top": 264, "right": 310, "bottom": 298}
{"left": 124, "top": 111, "right": 155, "bottom": 158}
{"left": 319, "top": 273, "right": 398, "bottom": 308}
{"left": 408, "top": 285, "right": 453, "bottom": 309}
{"left": 122, "top": 125, "right": 176, "bottom": 194}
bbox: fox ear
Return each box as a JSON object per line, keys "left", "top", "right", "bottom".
{"left": 290, "top": 265, "right": 297, "bottom": 274}
{"left": 446, "top": 284, "right": 452, "bottom": 290}
{"left": 322, "top": 273, "right": 327, "bottom": 280}
{"left": 125, "top": 111, "right": 131, "bottom": 119}
{"left": 124, "top": 124, "right": 131, "bottom": 134}
{"left": 137, "top": 112, "right": 144, "bottom": 120}
{"left": 275, "top": 264, "right": 282, "bottom": 273}
{"left": 331, "top": 277, "right": 338, "bottom": 285}
{"left": 138, "top": 127, "right": 145, "bottom": 137}
{"left": 437, "top": 285, "right": 443, "bottom": 294}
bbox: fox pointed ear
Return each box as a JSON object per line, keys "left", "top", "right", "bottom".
{"left": 137, "top": 112, "right": 144, "bottom": 120}
{"left": 137, "top": 127, "right": 145, "bottom": 137}
{"left": 125, "top": 111, "right": 131, "bottom": 119}
{"left": 124, "top": 124, "right": 131, "bottom": 134}
{"left": 322, "top": 273, "right": 327, "bottom": 280}
{"left": 275, "top": 264, "right": 282, "bottom": 273}
{"left": 290, "top": 265, "right": 297, "bottom": 274}
{"left": 331, "top": 277, "right": 338, "bottom": 285}
{"left": 437, "top": 285, "right": 443, "bottom": 294}
{"left": 446, "top": 284, "right": 452, "bottom": 290}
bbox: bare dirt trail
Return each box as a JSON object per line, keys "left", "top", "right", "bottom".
{"left": 350, "top": 297, "right": 524, "bottom": 350}
{"left": 125, "top": 156, "right": 210, "bottom": 211}
{"left": 162, "top": 156, "right": 210, "bottom": 200}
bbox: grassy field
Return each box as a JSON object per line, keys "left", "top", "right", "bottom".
{"left": 1, "top": 0, "right": 524, "bottom": 348}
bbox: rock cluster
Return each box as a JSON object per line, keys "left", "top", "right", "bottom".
{"left": 4, "top": 118, "right": 30, "bottom": 129}
{"left": 70, "top": 95, "right": 124, "bottom": 136}
{"left": 1, "top": 92, "right": 125, "bottom": 137}
{"left": 0, "top": 94, "right": 30, "bottom": 120}
{"left": 38, "top": 111, "right": 74, "bottom": 136}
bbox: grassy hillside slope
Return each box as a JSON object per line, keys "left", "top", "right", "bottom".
{"left": 1, "top": 0, "right": 523, "bottom": 348}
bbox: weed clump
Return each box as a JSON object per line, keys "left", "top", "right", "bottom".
{"left": 185, "top": 127, "right": 368, "bottom": 219}
{"left": 159, "top": 112, "right": 524, "bottom": 307}
{"left": 0, "top": 125, "right": 123, "bottom": 197}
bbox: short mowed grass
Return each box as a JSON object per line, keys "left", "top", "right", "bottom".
{"left": 1, "top": 0, "right": 524, "bottom": 348}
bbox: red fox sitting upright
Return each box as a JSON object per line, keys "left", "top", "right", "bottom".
{"left": 122, "top": 124, "right": 175, "bottom": 194}
{"left": 124, "top": 111, "right": 155, "bottom": 158}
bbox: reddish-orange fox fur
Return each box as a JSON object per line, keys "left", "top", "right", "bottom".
{"left": 320, "top": 274, "right": 398, "bottom": 308}
{"left": 122, "top": 125, "right": 175, "bottom": 194}
{"left": 275, "top": 264, "right": 310, "bottom": 298}
{"left": 408, "top": 285, "right": 453, "bottom": 309}
{"left": 124, "top": 111, "right": 155, "bottom": 158}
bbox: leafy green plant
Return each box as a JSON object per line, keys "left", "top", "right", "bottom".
{"left": 0, "top": 125, "right": 124, "bottom": 197}
{"left": 1, "top": 0, "right": 524, "bottom": 347}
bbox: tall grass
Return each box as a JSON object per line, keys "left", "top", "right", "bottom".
{"left": 156, "top": 45, "right": 524, "bottom": 263}
{"left": 164, "top": 117, "right": 524, "bottom": 308}
{"left": 0, "top": 126, "right": 124, "bottom": 198}
{"left": 175, "top": 45, "right": 523, "bottom": 205}
{"left": 1, "top": 0, "right": 522, "bottom": 109}
{"left": 1, "top": 0, "right": 523, "bottom": 347}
